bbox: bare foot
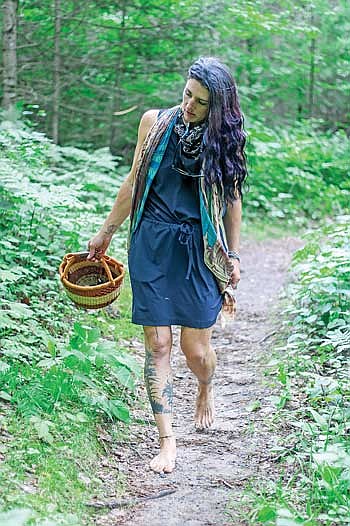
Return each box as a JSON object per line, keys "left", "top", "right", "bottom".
{"left": 149, "top": 437, "right": 176, "bottom": 473}
{"left": 195, "top": 382, "right": 215, "bottom": 429}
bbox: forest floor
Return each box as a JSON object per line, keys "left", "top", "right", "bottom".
{"left": 88, "top": 235, "right": 303, "bottom": 526}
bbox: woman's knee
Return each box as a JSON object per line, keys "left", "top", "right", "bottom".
{"left": 180, "top": 338, "right": 210, "bottom": 364}
{"left": 144, "top": 326, "right": 172, "bottom": 360}
{"left": 185, "top": 346, "right": 210, "bottom": 367}
{"left": 180, "top": 327, "right": 212, "bottom": 361}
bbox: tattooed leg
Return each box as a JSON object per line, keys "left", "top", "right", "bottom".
{"left": 144, "top": 348, "right": 173, "bottom": 415}
{"left": 143, "top": 326, "right": 176, "bottom": 474}
{"left": 180, "top": 326, "right": 216, "bottom": 429}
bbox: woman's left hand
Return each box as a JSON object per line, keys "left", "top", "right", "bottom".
{"left": 229, "top": 260, "right": 240, "bottom": 289}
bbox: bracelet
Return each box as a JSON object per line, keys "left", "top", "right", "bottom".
{"left": 228, "top": 250, "right": 240, "bottom": 262}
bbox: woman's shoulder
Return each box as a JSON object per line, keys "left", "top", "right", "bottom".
{"left": 138, "top": 106, "right": 180, "bottom": 139}
{"left": 140, "top": 109, "right": 159, "bottom": 127}
{"left": 137, "top": 109, "right": 158, "bottom": 141}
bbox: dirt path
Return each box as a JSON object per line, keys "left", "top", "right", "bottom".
{"left": 92, "top": 236, "right": 302, "bottom": 526}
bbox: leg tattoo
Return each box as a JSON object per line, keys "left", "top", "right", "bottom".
{"left": 144, "top": 348, "right": 173, "bottom": 415}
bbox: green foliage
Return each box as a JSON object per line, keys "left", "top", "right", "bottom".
{"left": 240, "top": 217, "right": 350, "bottom": 525}
{"left": 0, "top": 121, "right": 142, "bottom": 402}
{"left": 2, "top": 0, "right": 348, "bottom": 151}
{"left": 0, "top": 408, "right": 109, "bottom": 526}
{"left": 0, "top": 121, "right": 142, "bottom": 523}
{"left": 245, "top": 121, "right": 350, "bottom": 224}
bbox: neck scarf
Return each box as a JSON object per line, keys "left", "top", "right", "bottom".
{"left": 174, "top": 111, "right": 206, "bottom": 158}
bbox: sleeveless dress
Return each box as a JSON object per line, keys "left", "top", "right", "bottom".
{"left": 128, "top": 118, "right": 222, "bottom": 328}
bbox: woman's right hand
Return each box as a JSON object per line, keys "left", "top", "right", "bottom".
{"left": 87, "top": 232, "right": 112, "bottom": 261}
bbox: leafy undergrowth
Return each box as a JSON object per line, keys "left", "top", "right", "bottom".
{"left": 236, "top": 217, "right": 350, "bottom": 525}
{"left": 0, "top": 120, "right": 143, "bottom": 524}
{"left": 246, "top": 120, "right": 349, "bottom": 226}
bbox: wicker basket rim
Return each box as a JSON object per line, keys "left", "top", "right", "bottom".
{"left": 61, "top": 273, "right": 124, "bottom": 293}
{"left": 59, "top": 253, "right": 125, "bottom": 294}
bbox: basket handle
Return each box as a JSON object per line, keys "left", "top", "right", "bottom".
{"left": 61, "top": 252, "right": 114, "bottom": 284}
{"left": 100, "top": 256, "right": 114, "bottom": 283}
{"left": 61, "top": 253, "right": 76, "bottom": 281}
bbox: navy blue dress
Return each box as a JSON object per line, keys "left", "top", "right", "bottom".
{"left": 128, "top": 122, "right": 222, "bottom": 328}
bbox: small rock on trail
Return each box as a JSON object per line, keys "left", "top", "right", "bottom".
{"left": 93, "top": 236, "right": 302, "bottom": 526}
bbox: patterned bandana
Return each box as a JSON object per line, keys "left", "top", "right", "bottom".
{"left": 174, "top": 110, "right": 206, "bottom": 158}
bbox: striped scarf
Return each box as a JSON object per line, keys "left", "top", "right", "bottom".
{"left": 130, "top": 106, "right": 179, "bottom": 234}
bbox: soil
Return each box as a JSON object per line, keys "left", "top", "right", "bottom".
{"left": 91, "top": 236, "right": 303, "bottom": 526}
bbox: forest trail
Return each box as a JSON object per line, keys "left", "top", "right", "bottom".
{"left": 92, "top": 236, "right": 303, "bottom": 526}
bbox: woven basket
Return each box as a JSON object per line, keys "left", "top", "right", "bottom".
{"left": 59, "top": 252, "right": 125, "bottom": 309}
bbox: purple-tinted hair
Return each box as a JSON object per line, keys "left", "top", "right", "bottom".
{"left": 188, "top": 57, "right": 248, "bottom": 202}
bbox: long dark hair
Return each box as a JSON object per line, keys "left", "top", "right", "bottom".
{"left": 188, "top": 57, "right": 248, "bottom": 202}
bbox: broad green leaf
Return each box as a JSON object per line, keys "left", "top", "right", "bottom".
{"left": 276, "top": 519, "right": 304, "bottom": 526}
{"left": 112, "top": 365, "right": 135, "bottom": 391}
{"left": 0, "top": 360, "right": 10, "bottom": 373}
{"left": 95, "top": 340, "right": 117, "bottom": 355}
{"left": 63, "top": 354, "right": 91, "bottom": 373}
{"left": 257, "top": 505, "right": 276, "bottom": 521}
{"left": 309, "top": 408, "right": 327, "bottom": 428}
{"left": 0, "top": 390, "right": 12, "bottom": 401}
{"left": 276, "top": 508, "right": 304, "bottom": 525}
{"left": 87, "top": 328, "right": 101, "bottom": 343}
{"left": 0, "top": 269, "right": 22, "bottom": 282}
{"left": 107, "top": 399, "right": 130, "bottom": 423}
{"left": 73, "top": 322, "right": 88, "bottom": 339}
{"left": 95, "top": 355, "right": 106, "bottom": 368}
{"left": 36, "top": 358, "right": 58, "bottom": 368}
{"left": 112, "top": 352, "right": 142, "bottom": 376}
{"left": 30, "top": 416, "right": 54, "bottom": 444}
{"left": 47, "top": 339, "right": 56, "bottom": 357}
{"left": 8, "top": 303, "right": 34, "bottom": 319}
{"left": 313, "top": 444, "right": 350, "bottom": 468}
{"left": 73, "top": 373, "right": 99, "bottom": 390}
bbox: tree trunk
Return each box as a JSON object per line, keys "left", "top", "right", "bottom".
{"left": 109, "top": 1, "right": 126, "bottom": 155}
{"left": 2, "top": 0, "right": 18, "bottom": 110}
{"left": 308, "top": 11, "right": 316, "bottom": 118}
{"left": 52, "top": 0, "right": 61, "bottom": 144}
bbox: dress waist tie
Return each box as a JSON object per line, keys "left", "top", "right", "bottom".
{"left": 178, "top": 222, "right": 195, "bottom": 280}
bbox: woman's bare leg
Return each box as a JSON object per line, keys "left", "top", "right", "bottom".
{"left": 143, "top": 326, "right": 176, "bottom": 473}
{"left": 180, "top": 326, "right": 216, "bottom": 429}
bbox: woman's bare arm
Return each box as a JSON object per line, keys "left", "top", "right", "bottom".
{"left": 223, "top": 198, "right": 242, "bottom": 288}
{"left": 87, "top": 109, "right": 158, "bottom": 259}
{"left": 223, "top": 199, "right": 241, "bottom": 254}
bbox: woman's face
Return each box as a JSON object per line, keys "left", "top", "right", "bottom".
{"left": 181, "top": 78, "right": 209, "bottom": 124}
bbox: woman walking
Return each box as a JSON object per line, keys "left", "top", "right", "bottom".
{"left": 88, "top": 57, "right": 247, "bottom": 474}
